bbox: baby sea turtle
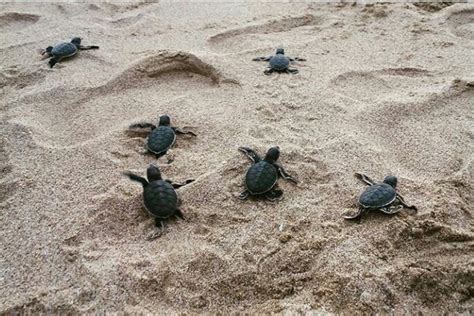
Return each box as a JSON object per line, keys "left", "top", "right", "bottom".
{"left": 252, "top": 48, "right": 305, "bottom": 75}
{"left": 238, "top": 146, "right": 297, "bottom": 201}
{"left": 39, "top": 37, "right": 99, "bottom": 68}
{"left": 123, "top": 164, "right": 194, "bottom": 239}
{"left": 129, "top": 115, "right": 196, "bottom": 158}
{"left": 343, "top": 173, "right": 418, "bottom": 220}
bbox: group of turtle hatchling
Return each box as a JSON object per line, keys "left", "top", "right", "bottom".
{"left": 39, "top": 39, "right": 417, "bottom": 238}
{"left": 39, "top": 38, "right": 305, "bottom": 74}
{"left": 122, "top": 119, "right": 417, "bottom": 239}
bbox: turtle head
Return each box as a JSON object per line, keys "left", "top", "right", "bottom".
{"left": 71, "top": 37, "right": 82, "bottom": 46}
{"left": 45, "top": 46, "right": 53, "bottom": 53}
{"left": 147, "top": 164, "right": 162, "bottom": 182}
{"left": 383, "top": 176, "right": 397, "bottom": 188}
{"left": 158, "top": 115, "right": 171, "bottom": 126}
{"left": 276, "top": 48, "right": 285, "bottom": 55}
{"left": 264, "top": 146, "right": 280, "bottom": 163}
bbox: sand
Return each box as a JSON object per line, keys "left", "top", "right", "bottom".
{"left": 1, "top": 1, "right": 473, "bottom": 314}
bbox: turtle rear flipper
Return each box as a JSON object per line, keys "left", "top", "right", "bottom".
{"left": 380, "top": 205, "right": 403, "bottom": 215}
{"left": 343, "top": 207, "right": 364, "bottom": 220}
{"left": 49, "top": 57, "right": 61, "bottom": 68}
{"left": 264, "top": 68, "right": 274, "bottom": 75}
{"left": 286, "top": 68, "right": 299, "bottom": 74}
{"left": 174, "top": 208, "right": 185, "bottom": 220}
{"left": 147, "top": 219, "right": 165, "bottom": 240}
{"left": 239, "top": 190, "right": 250, "bottom": 200}
{"left": 265, "top": 188, "right": 283, "bottom": 201}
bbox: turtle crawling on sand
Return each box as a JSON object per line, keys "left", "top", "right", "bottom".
{"left": 123, "top": 164, "right": 194, "bottom": 240}
{"left": 39, "top": 37, "right": 99, "bottom": 68}
{"left": 129, "top": 115, "right": 196, "bottom": 158}
{"left": 238, "top": 146, "right": 297, "bottom": 201}
{"left": 252, "top": 48, "right": 305, "bottom": 75}
{"left": 343, "top": 173, "right": 417, "bottom": 220}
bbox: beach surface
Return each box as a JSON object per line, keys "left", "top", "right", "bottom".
{"left": 1, "top": 1, "right": 473, "bottom": 313}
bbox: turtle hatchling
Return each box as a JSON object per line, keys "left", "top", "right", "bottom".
{"left": 343, "top": 173, "right": 418, "bottom": 220}
{"left": 129, "top": 115, "right": 196, "bottom": 158}
{"left": 123, "top": 164, "right": 194, "bottom": 239}
{"left": 238, "top": 146, "right": 297, "bottom": 201}
{"left": 253, "top": 48, "right": 305, "bottom": 75}
{"left": 39, "top": 37, "right": 99, "bottom": 68}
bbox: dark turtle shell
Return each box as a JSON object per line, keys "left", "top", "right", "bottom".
{"left": 359, "top": 183, "right": 397, "bottom": 208}
{"left": 245, "top": 161, "right": 278, "bottom": 194}
{"left": 143, "top": 180, "right": 178, "bottom": 218}
{"left": 51, "top": 42, "right": 78, "bottom": 57}
{"left": 269, "top": 55, "right": 290, "bottom": 71}
{"left": 146, "top": 126, "right": 176, "bottom": 155}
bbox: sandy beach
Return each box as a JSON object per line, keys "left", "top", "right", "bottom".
{"left": 1, "top": 1, "right": 473, "bottom": 313}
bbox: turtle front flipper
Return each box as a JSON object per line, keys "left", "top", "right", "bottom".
{"left": 286, "top": 68, "right": 299, "bottom": 74}
{"left": 252, "top": 56, "right": 272, "bottom": 61}
{"left": 275, "top": 164, "right": 298, "bottom": 184}
{"left": 354, "top": 173, "right": 376, "bottom": 186}
{"left": 396, "top": 193, "right": 418, "bottom": 211}
{"left": 289, "top": 57, "right": 306, "bottom": 62}
{"left": 129, "top": 122, "right": 157, "bottom": 130}
{"left": 123, "top": 171, "right": 148, "bottom": 187}
{"left": 173, "top": 127, "right": 197, "bottom": 136}
{"left": 343, "top": 207, "right": 364, "bottom": 220}
{"left": 238, "top": 147, "right": 261, "bottom": 163}
{"left": 79, "top": 45, "right": 99, "bottom": 50}
{"left": 166, "top": 179, "right": 195, "bottom": 189}
{"left": 264, "top": 188, "right": 283, "bottom": 201}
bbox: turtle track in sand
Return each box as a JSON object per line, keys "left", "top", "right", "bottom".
{"left": 208, "top": 14, "right": 324, "bottom": 52}
{"left": 444, "top": 5, "right": 474, "bottom": 40}
{"left": 329, "top": 67, "right": 440, "bottom": 105}
{"left": 6, "top": 51, "right": 238, "bottom": 148}
{"left": 352, "top": 78, "right": 473, "bottom": 178}
{"left": 0, "top": 12, "right": 39, "bottom": 31}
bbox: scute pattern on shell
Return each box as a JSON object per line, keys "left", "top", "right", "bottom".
{"left": 147, "top": 126, "right": 176, "bottom": 154}
{"left": 359, "top": 183, "right": 397, "bottom": 208}
{"left": 143, "top": 180, "right": 178, "bottom": 218}
{"left": 269, "top": 55, "right": 290, "bottom": 70}
{"left": 51, "top": 42, "right": 78, "bottom": 57}
{"left": 245, "top": 161, "right": 278, "bottom": 194}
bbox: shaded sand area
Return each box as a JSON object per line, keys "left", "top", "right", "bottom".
{"left": 1, "top": 1, "right": 473, "bottom": 314}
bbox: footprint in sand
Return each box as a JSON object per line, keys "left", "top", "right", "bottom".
{"left": 0, "top": 12, "right": 39, "bottom": 32}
